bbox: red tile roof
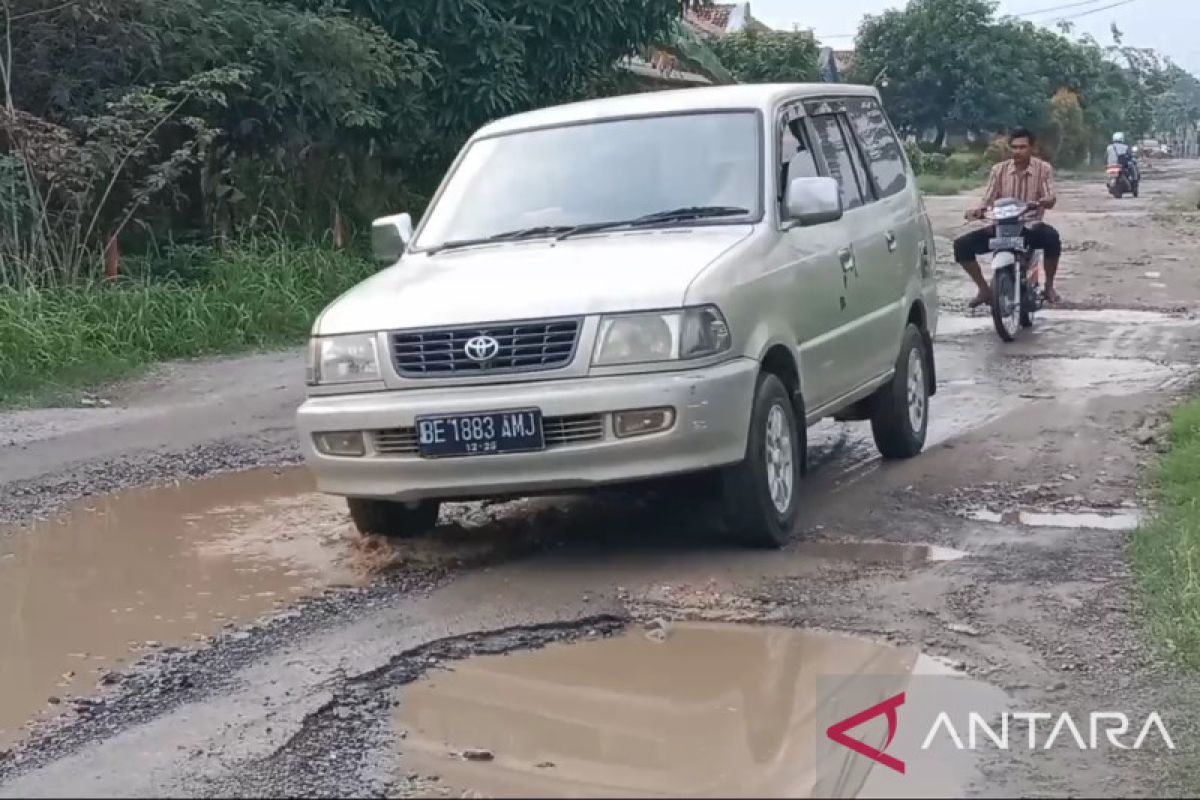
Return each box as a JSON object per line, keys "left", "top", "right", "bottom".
{"left": 688, "top": 3, "right": 737, "bottom": 30}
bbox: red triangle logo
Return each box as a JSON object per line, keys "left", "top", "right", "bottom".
{"left": 825, "top": 691, "right": 906, "bottom": 774}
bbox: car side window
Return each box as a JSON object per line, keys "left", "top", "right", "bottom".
{"left": 810, "top": 113, "right": 866, "bottom": 210}
{"left": 845, "top": 97, "right": 908, "bottom": 198}
{"left": 778, "top": 111, "right": 820, "bottom": 213}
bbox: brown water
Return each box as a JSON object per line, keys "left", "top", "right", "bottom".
{"left": 393, "top": 622, "right": 1006, "bottom": 798}
{"left": 0, "top": 467, "right": 357, "bottom": 746}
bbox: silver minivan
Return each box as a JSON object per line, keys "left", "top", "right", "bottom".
{"left": 296, "top": 83, "right": 938, "bottom": 547}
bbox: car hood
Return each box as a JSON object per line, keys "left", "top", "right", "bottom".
{"left": 315, "top": 227, "right": 752, "bottom": 334}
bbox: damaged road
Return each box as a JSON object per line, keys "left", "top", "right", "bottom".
{"left": 2, "top": 162, "right": 1200, "bottom": 797}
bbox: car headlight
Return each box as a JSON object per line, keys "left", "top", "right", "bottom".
{"left": 592, "top": 306, "right": 731, "bottom": 367}
{"left": 307, "top": 334, "right": 381, "bottom": 385}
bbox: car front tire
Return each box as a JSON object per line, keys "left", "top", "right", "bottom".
{"left": 721, "top": 373, "right": 804, "bottom": 548}
{"left": 870, "top": 324, "right": 930, "bottom": 460}
{"left": 347, "top": 498, "right": 441, "bottom": 538}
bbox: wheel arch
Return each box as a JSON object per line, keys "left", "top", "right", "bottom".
{"left": 905, "top": 299, "right": 937, "bottom": 397}
{"left": 757, "top": 340, "right": 809, "bottom": 423}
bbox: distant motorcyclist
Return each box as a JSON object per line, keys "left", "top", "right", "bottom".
{"left": 955, "top": 127, "right": 1061, "bottom": 307}
{"left": 1107, "top": 132, "right": 1141, "bottom": 187}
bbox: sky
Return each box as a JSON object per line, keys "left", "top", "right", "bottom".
{"left": 750, "top": 0, "right": 1200, "bottom": 74}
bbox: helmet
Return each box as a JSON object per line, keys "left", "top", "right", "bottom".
{"left": 1113, "top": 132, "right": 1126, "bottom": 143}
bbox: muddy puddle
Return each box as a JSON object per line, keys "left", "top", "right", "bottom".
{"left": 794, "top": 540, "right": 967, "bottom": 564}
{"left": 393, "top": 622, "right": 1007, "bottom": 798}
{"left": 966, "top": 508, "right": 1142, "bottom": 531}
{"left": 0, "top": 467, "right": 357, "bottom": 746}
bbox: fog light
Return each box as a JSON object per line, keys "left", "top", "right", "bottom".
{"left": 313, "top": 431, "right": 366, "bottom": 457}
{"left": 614, "top": 407, "right": 675, "bottom": 438}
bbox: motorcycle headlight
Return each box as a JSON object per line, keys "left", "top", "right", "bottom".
{"left": 592, "top": 306, "right": 731, "bottom": 367}
{"left": 307, "top": 334, "right": 381, "bottom": 385}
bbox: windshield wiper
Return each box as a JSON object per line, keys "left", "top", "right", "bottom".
{"left": 555, "top": 206, "right": 750, "bottom": 241}
{"left": 425, "top": 225, "right": 575, "bottom": 255}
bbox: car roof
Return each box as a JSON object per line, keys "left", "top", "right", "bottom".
{"left": 475, "top": 83, "right": 881, "bottom": 138}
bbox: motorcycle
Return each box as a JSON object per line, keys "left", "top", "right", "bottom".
{"left": 1106, "top": 151, "right": 1139, "bottom": 198}
{"left": 985, "top": 198, "right": 1043, "bottom": 342}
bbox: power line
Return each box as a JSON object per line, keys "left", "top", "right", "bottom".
{"left": 1012, "top": 0, "right": 1111, "bottom": 18}
{"left": 813, "top": 0, "right": 1137, "bottom": 44}
{"left": 1049, "top": 0, "right": 1138, "bottom": 22}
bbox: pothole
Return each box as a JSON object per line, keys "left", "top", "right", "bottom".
{"left": 795, "top": 540, "right": 969, "bottom": 564}
{"left": 391, "top": 622, "right": 1006, "bottom": 798}
{"left": 1030, "top": 357, "right": 1186, "bottom": 394}
{"left": 0, "top": 467, "right": 358, "bottom": 746}
{"left": 964, "top": 508, "right": 1142, "bottom": 532}
{"left": 934, "top": 307, "right": 1196, "bottom": 340}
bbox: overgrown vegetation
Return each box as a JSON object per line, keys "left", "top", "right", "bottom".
{"left": 916, "top": 173, "right": 986, "bottom": 195}
{"left": 0, "top": 0, "right": 702, "bottom": 400}
{"left": 709, "top": 28, "right": 819, "bottom": 83}
{"left": 1, "top": 0, "right": 1197, "bottom": 401}
{"left": 0, "top": 241, "right": 373, "bottom": 404}
{"left": 1134, "top": 398, "right": 1200, "bottom": 670}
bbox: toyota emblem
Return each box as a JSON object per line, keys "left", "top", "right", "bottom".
{"left": 463, "top": 335, "right": 501, "bottom": 363}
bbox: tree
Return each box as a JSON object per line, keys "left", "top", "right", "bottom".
{"left": 2, "top": 0, "right": 436, "bottom": 266}
{"left": 708, "top": 28, "right": 819, "bottom": 84}
{"left": 1047, "top": 88, "right": 1087, "bottom": 166}
{"left": 1153, "top": 66, "right": 1200, "bottom": 145}
{"left": 1019, "top": 24, "right": 1135, "bottom": 157}
{"left": 1108, "top": 25, "right": 1173, "bottom": 139}
{"left": 852, "top": 0, "right": 1045, "bottom": 144}
{"left": 335, "top": 0, "right": 698, "bottom": 171}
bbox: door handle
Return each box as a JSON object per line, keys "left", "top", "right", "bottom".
{"left": 839, "top": 248, "right": 857, "bottom": 276}
{"left": 885, "top": 230, "right": 898, "bottom": 252}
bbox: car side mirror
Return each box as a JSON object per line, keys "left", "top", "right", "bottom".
{"left": 784, "top": 176, "right": 843, "bottom": 227}
{"left": 371, "top": 213, "right": 414, "bottom": 264}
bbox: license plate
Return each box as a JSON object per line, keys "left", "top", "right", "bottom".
{"left": 415, "top": 409, "right": 544, "bottom": 459}
{"left": 989, "top": 236, "right": 1024, "bottom": 251}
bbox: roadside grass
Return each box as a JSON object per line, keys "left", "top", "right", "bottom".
{"left": 0, "top": 241, "right": 374, "bottom": 406}
{"left": 1133, "top": 397, "right": 1200, "bottom": 670}
{"left": 917, "top": 174, "right": 985, "bottom": 195}
{"left": 1152, "top": 183, "right": 1200, "bottom": 228}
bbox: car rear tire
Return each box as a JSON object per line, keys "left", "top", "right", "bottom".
{"left": 720, "top": 373, "right": 804, "bottom": 549}
{"left": 347, "top": 498, "right": 441, "bottom": 538}
{"left": 870, "top": 324, "right": 930, "bottom": 460}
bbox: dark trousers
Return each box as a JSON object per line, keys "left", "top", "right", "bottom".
{"left": 953, "top": 223, "right": 1062, "bottom": 264}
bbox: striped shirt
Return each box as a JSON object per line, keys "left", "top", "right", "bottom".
{"left": 980, "top": 157, "right": 1057, "bottom": 221}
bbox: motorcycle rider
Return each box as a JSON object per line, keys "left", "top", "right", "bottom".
{"left": 954, "top": 127, "right": 1062, "bottom": 307}
{"left": 1106, "top": 132, "right": 1140, "bottom": 190}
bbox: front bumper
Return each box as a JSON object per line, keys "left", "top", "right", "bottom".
{"left": 295, "top": 358, "right": 759, "bottom": 501}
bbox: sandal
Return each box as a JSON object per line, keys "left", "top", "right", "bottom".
{"left": 968, "top": 290, "right": 992, "bottom": 309}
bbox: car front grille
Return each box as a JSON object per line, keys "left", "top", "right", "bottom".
{"left": 370, "top": 414, "right": 606, "bottom": 456}
{"left": 390, "top": 318, "right": 581, "bottom": 377}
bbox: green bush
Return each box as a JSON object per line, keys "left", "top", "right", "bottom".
{"left": 922, "top": 152, "right": 949, "bottom": 175}
{"left": 945, "top": 152, "right": 988, "bottom": 178}
{"left": 903, "top": 141, "right": 925, "bottom": 175}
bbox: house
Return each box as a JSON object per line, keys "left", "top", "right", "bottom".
{"left": 832, "top": 50, "right": 855, "bottom": 75}
{"left": 617, "top": 17, "right": 737, "bottom": 90}
{"left": 686, "top": 3, "right": 772, "bottom": 35}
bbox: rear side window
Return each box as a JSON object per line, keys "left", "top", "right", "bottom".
{"left": 810, "top": 113, "right": 867, "bottom": 211}
{"left": 845, "top": 97, "right": 908, "bottom": 198}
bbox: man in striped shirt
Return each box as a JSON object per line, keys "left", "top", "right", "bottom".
{"left": 953, "top": 128, "right": 1062, "bottom": 307}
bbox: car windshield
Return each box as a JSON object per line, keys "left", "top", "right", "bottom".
{"left": 413, "top": 111, "right": 761, "bottom": 251}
